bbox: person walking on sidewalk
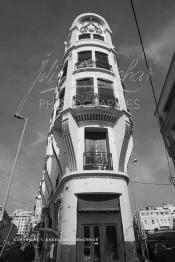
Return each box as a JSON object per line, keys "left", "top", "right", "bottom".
{"left": 23, "top": 242, "right": 35, "bottom": 262}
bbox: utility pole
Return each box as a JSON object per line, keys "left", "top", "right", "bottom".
{"left": 0, "top": 114, "right": 28, "bottom": 258}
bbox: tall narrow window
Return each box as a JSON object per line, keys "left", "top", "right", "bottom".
{"left": 85, "top": 131, "right": 107, "bottom": 153}
{"left": 62, "top": 62, "right": 68, "bottom": 78}
{"left": 95, "top": 51, "right": 110, "bottom": 70}
{"left": 84, "top": 130, "right": 112, "bottom": 170}
{"left": 76, "top": 78, "right": 94, "bottom": 95}
{"left": 75, "top": 78, "right": 94, "bottom": 106}
{"left": 59, "top": 88, "right": 65, "bottom": 111}
{"left": 77, "top": 51, "right": 92, "bottom": 68}
{"left": 98, "top": 79, "right": 115, "bottom": 107}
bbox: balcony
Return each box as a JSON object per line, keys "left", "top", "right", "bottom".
{"left": 83, "top": 152, "right": 113, "bottom": 170}
{"left": 74, "top": 59, "right": 113, "bottom": 72}
{"left": 73, "top": 94, "right": 119, "bottom": 109}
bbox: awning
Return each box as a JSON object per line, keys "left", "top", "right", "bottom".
{"left": 39, "top": 228, "right": 59, "bottom": 237}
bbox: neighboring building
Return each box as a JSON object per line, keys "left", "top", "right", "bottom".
{"left": 0, "top": 206, "right": 11, "bottom": 227}
{"left": 0, "top": 207, "right": 17, "bottom": 243}
{"left": 40, "top": 13, "right": 138, "bottom": 261}
{"left": 155, "top": 53, "right": 175, "bottom": 166}
{"left": 139, "top": 204, "right": 175, "bottom": 233}
{"left": 11, "top": 209, "right": 32, "bottom": 235}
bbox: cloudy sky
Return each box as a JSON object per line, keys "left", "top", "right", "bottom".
{"left": 0, "top": 0, "right": 175, "bottom": 214}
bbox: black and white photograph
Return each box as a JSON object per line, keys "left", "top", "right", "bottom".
{"left": 0, "top": 0, "right": 175, "bottom": 261}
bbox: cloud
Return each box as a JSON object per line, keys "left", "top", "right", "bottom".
{"left": 118, "top": 44, "right": 142, "bottom": 59}
{"left": 128, "top": 137, "right": 175, "bottom": 211}
{"left": 0, "top": 148, "right": 40, "bottom": 213}
{"left": 145, "top": 18, "right": 175, "bottom": 66}
{"left": 118, "top": 17, "right": 175, "bottom": 68}
{"left": 31, "top": 131, "right": 46, "bottom": 147}
{"left": 21, "top": 131, "right": 46, "bottom": 158}
{"left": 130, "top": 136, "right": 172, "bottom": 183}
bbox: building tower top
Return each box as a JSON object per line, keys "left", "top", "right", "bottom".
{"left": 64, "top": 13, "right": 114, "bottom": 52}
{"left": 70, "top": 13, "right": 112, "bottom": 33}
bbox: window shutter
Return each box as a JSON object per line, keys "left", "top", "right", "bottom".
{"left": 62, "top": 62, "right": 68, "bottom": 78}
{"left": 76, "top": 78, "right": 93, "bottom": 95}
{"left": 95, "top": 51, "right": 110, "bottom": 70}
{"left": 98, "top": 79, "right": 114, "bottom": 106}
{"left": 77, "top": 194, "right": 120, "bottom": 211}
{"left": 78, "top": 51, "right": 92, "bottom": 62}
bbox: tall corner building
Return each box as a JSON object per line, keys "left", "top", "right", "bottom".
{"left": 40, "top": 13, "right": 138, "bottom": 262}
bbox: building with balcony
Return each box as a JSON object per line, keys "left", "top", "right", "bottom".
{"left": 11, "top": 209, "right": 32, "bottom": 235}
{"left": 139, "top": 204, "right": 175, "bottom": 233}
{"left": 40, "top": 13, "right": 138, "bottom": 262}
{"left": 155, "top": 52, "right": 175, "bottom": 166}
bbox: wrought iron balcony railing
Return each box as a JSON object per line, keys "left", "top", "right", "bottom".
{"left": 75, "top": 59, "right": 96, "bottom": 69}
{"left": 73, "top": 93, "right": 96, "bottom": 106}
{"left": 83, "top": 152, "right": 113, "bottom": 170}
{"left": 75, "top": 59, "right": 112, "bottom": 72}
{"left": 73, "top": 94, "right": 119, "bottom": 109}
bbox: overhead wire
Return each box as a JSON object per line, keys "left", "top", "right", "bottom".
{"left": 129, "top": 0, "right": 174, "bottom": 185}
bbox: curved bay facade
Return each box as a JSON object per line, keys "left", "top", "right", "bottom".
{"left": 40, "top": 13, "right": 138, "bottom": 262}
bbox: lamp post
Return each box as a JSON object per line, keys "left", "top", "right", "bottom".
{"left": 0, "top": 114, "right": 28, "bottom": 224}
{"left": 129, "top": 159, "right": 138, "bottom": 213}
{"left": 129, "top": 159, "right": 150, "bottom": 261}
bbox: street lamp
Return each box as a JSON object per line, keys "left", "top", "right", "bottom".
{"left": 130, "top": 158, "right": 138, "bottom": 163}
{"left": 129, "top": 159, "right": 150, "bottom": 261}
{"left": 0, "top": 114, "right": 28, "bottom": 223}
{"left": 129, "top": 158, "right": 138, "bottom": 210}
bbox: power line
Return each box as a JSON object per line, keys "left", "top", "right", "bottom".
{"left": 129, "top": 0, "right": 157, "bottom": 106}
{"left": 129, "top": 0, "right": 174, "bottom": 185}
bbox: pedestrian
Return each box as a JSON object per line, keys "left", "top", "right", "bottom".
{"left": 23, "top": 242, "right": 35, "bottom": 262}
{"left": 34, "top": 241, "right": 39, "bottom": 261}
{"left": 2, "top": 242, "right": 22, "bottom": 262}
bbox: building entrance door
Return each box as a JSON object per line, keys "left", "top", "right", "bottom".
{"left": 77, "top": 213, "right": 125, "bottom": 262}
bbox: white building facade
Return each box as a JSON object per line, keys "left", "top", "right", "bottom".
{"left": 139, "top": 204, "right": 175, "bottom": 233}
{"left": 40, "top": 13, "right": 138, "bottom": 262}
{"left": 12, "top": 209, "right": 32, "bottom": 235}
